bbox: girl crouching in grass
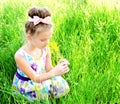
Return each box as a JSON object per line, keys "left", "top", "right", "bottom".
{"left": 12, "top": 7, "right": 70, "bottom": 101}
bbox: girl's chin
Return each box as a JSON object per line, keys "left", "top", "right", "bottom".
{"left": 42, "top": 45, "right": 47, "bottom": 48}
{"left": 38, "top": 46, "right": 46, "bottom": 49}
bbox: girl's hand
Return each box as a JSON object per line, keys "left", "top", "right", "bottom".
{"left": 58, "top": 59, "right": 70, "bottom": 65}
{"left": 52, "top": 61, "right": 70, "bottom": 76}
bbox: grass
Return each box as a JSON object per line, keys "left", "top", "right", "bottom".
{"left": 0, "top": 0, "right": 120, "bottom": 104}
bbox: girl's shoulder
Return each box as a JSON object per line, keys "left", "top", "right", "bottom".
{"left": 14, "top": 47, "right": 25, "bottom": 58}
{"left": 14, "top": 46, "right": 50, "bottom": 59}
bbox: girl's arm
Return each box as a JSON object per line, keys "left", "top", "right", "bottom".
{"left": 45, "top": 47, "right": 70, "bottom": 72}
{"left": 45, "top": 47, "right": 54, "bottom": 72}
{"left": 14, "top": 52, "right": 54, "bottom": 83}
{"left": 15, "top": 50, "right": 69, "bottom": 83}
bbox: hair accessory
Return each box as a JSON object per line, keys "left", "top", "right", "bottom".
{"left": 29, "top": 16, "right": 51, "bottom": 25}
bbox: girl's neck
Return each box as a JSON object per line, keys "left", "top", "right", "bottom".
{"left": 22, "top": 43, "right": 42, "bottom": 59}
{"left": 25, "top": 43, "right": 36, "bottom": 52}
{"left": 23, "top": 42, "right": 42, "bottom": 54}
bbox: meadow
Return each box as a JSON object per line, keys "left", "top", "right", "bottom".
{"left": 0, "top": 0, "right": 120, "bottom": 104}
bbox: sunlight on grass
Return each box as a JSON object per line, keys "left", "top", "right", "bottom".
{"left": 88, "top": 0, "right": 120, "bottom": 10}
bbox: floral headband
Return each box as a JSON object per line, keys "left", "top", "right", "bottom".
{"left": 28, "top": 16, "right": 51, "bottom": 25}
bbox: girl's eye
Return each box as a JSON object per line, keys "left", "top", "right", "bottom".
{"left": 40, "top": 39, "right": 50, "bottom": 42}
{"left": 41, "top": 40, "right": 45, "bottom": 42}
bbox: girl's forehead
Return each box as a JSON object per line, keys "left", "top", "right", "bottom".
{"left": 36, "top": 30, "right": 52, "bottom": 39}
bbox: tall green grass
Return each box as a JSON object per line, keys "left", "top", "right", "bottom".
{"left": 0, "top": 0, "right": 120, "bottom": 104}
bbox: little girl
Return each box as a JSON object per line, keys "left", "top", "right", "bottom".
{"left": 12, "top": 7, "right": 70, "bottom": 101}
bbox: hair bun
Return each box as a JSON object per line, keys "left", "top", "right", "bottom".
{"left": 28, "top": 7, "right": 51, "bottom": 18}
{"left": 28, "top": 7, "right": 38, "bottom": 18}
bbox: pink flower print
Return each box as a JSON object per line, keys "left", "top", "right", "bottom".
{"left": 31, "top": 63, "right": 38, "bottom": 71}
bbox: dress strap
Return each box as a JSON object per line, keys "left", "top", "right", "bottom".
{"left": 17, "top": 49, "right": 25, "bottom": 57}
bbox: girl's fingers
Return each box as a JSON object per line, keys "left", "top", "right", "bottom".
{"left": 58, "top": 60, "right": 63, "bottom": 64}
{"left": 65, "top": 60, "right": 70, "bottom": 65}
{"left": 63, "top": 67, "right": 69, "bottom": 73}
{"left": 58, "top": 59, "right": 70, "bottom": 65}
{"left": 62, "top": 59, "right": 70, "bottom": 65}
{"left": 59, "top": 61, "right": 67, "bottom": 66}
{"left": 63, "top": 65, "right": 68, "bottom": 69}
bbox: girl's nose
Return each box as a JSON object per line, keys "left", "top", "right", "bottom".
{"left": 45, "top": 40, "right": 49, "bottom": 44}
{"left": 44, "top": 40, "right": 49, "bottom": 46}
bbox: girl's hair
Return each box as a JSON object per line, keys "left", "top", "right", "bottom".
{"left": 25, "top": 7, "right": 52, "bottom": 35}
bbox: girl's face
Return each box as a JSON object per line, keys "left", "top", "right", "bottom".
{"left": 29, "top": 29, "right": 52, "bottom": 49}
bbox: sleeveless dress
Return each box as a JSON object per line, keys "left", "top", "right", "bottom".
{"left": 12, "top": 47, "right": 70, "bottom": 101}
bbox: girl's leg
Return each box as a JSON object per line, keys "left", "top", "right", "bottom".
{"left": 49, "top": 76, "right": 70, "bottom": 98}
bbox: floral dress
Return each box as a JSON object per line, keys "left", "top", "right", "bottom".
{"left": 12, "top": 47, "right": 70, "bottom": 101}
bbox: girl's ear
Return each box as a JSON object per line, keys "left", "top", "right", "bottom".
{"left": 26, "top": 34, "right": 31, "bottom": 40}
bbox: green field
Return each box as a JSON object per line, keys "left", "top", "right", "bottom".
{"left": 0, "top": 0, "right": 120, "bottom": 104}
